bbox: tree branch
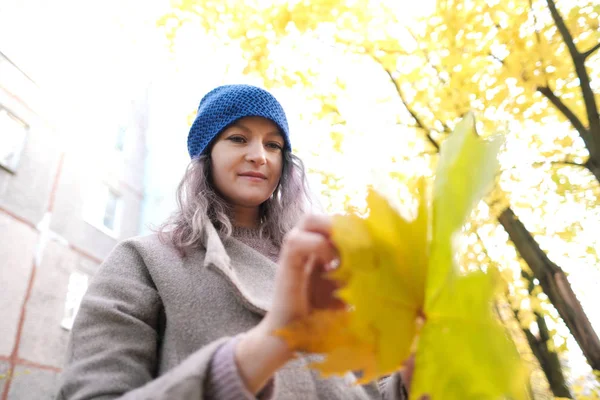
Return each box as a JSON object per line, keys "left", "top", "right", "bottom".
{"left": 585, "top": 159, "right": 600, "bottom": 183}
{"left": 499, "top": 207, "right": 600, "bottom": 371}
{"left": 529, "top": 0, "right": 550, "bottom": 87}
{"left": 397, "top": 88, "right": 442, "bottom": 151}
{"left": 545, "top": 0, "right": 580, "bottom": 65}
{"left": 440, "top": 120, "right": 453, "bottom": 134}
{"left": 489, "top": 51, "right": 504, "bottom": 65}
{"left": 479, "top": 227, "right": 573, "bottom": 398}
{"left": 510, "top": 271, "right": 574, "bottom": 399}
{"left": 406, "top": 27, "right": 468, "bottom": 120}
{"left": 372, "top": 30, "right": 451, "bottom": 150}
{"left": 537, "top": 86, "right": 588, "bottom": 135}
{"left": 546, "top": 0, "right": 600, "bottom": 160}
{"left": 532, "top": 160, "right": 587, "bottom": 168}
{"left": 582, "top": 42, "right": 600, "bottom": 60}
{"left": 552, "top": 160, "right": 586, "bottom": 168}
{"left": 406, "top": 28, "right": 449, "bottom": 85}
{"left": 370, "top": 52, "right": 441, "bottom": 151}
{"left": 396, "top": 88, "right": 441, "bottom": 151}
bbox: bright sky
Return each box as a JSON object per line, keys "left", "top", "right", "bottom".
{"left": 1, "top": 0, "right": 598, "bottom": 392}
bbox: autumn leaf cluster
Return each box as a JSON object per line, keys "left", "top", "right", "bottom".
{"left": 278, "top": 114, "right": 528, "bottom": 399}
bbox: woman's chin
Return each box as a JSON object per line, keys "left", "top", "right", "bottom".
{"left": 233, "top": 193, "right": 272, "bottom": 208}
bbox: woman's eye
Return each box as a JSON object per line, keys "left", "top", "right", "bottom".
{"left": 267, "top": 142, "right": 283, "bottom": 150}
{"left": 227, "top": 136, "right": 246, "bottom": 143}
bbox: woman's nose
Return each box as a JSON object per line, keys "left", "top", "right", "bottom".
{"left": 245, "top": 140, "right": 267, "bottom": 164}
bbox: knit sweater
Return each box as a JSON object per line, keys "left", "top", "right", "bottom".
{"left": 229, "top": 226, "right": 280, "bottom": 263}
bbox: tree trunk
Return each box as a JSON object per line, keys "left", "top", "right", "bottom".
{"left": 375, "top": 51, "right": 599, "bottom": 385}
{"left": 520, "top": 314, "right": 572, "bottom": 398}
{"left": 586, "top": 159, "right": 600, "bottom": 184}
{"left": 498, "top": 207, "right": 600, "bottom": 372}
{"left": 517, "top": 270, "right": 573, "bottom": 398}
{"left": 523, "top": 315, "right": 572, "bottom": 398}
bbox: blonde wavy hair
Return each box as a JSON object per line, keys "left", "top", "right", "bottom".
{"left": 156, "top": 151, "right": 312, "bottom": 257}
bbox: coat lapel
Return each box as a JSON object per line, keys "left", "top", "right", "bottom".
{"left": 202, "top": 222, "right": 276, "bottom": 316}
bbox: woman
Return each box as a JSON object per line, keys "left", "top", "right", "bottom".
{"left": 57, "top": 84, "right": 408, "bottom": 399}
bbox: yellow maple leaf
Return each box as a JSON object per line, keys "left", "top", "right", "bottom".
{"left": 426, "top": 112, "right": 504, "bottom": 307}
{"left": 278, "top": 186, "right": 429, "bottom": 382}
{"left": 277, "top": 113, "right": 528, "bottom": 399}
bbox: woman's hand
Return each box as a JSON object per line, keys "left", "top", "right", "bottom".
{"left": 235, "top": 214, "right": 343, "bottom": 394}
{"left": 264, "top": 214, "right": 343, "bottom": 331}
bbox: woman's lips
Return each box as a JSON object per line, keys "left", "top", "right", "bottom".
{"left": 240, "top": 176, "right": 265, "bottom": 182}
{"left": 238, "top": 172, "right": 267, "bottom": 182}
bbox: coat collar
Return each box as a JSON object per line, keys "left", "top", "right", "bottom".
{"left": 201, "top": 222, "right": 276, "bottom": 316}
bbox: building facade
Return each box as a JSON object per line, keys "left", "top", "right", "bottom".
{"left": 0, "top": 51, "right": 148, "bottom": 399}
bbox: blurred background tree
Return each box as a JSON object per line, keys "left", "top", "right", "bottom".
{"left": 160, "top": 0, "right": 600, "bottom": 397}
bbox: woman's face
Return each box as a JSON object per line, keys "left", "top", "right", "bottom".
{"left": 210, "top": 116, "right": 284, "bottom": 208}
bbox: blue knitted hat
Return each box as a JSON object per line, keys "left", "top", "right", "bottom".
{"left": 187, "top": 84, "right": 291, "bottom": 158}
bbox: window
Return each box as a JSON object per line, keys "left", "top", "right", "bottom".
{"left": 0, "top": 52, "right": 39, "bottom": 110}
{"left": 102, "top": 126, "right": 128, "bottom": 181}
{"left": 61, "top": 270, "right": 89, "bottom": 331}
{"left": 103, "top": 190, "right": 119, "bottom": 231}
{"left": 114, "top": 126, "right": 127, "bottom": 152}
{"left": 83, "top": 182, "right": 123, "bottom": 237}
{"left": 0, "top": 106, "right": 28, "bottom": 172}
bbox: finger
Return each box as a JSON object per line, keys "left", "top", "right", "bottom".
{"left": 401, "top": 353, "right": 416, "bottom": 393}
{"left": 297, "top": 214, "right": 333, "bottom": 236}
{"left": 297, "top": 254, "right": 318, "bottom": 315}
{"left": 402, "top": 353, "right": 416, "bottom": 369}
{"left": 302, "top": 253, "right": 318, "bottom": 280}
{"left": 282, "top": 229, "right": 338, "bottom": 266}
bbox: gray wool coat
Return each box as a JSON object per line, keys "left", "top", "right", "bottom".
{"left": 56, "top": 222, "right": 406, "bottom": 400}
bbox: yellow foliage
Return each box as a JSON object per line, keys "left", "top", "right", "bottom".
{"left": 160, "top": 1, "right": 600, "bottom": 393}
{"left": 160, "top": 0, "right": 599, "bottom": 151}
{"left": 277, "top": 114, "right": 528, "bottom": 399}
